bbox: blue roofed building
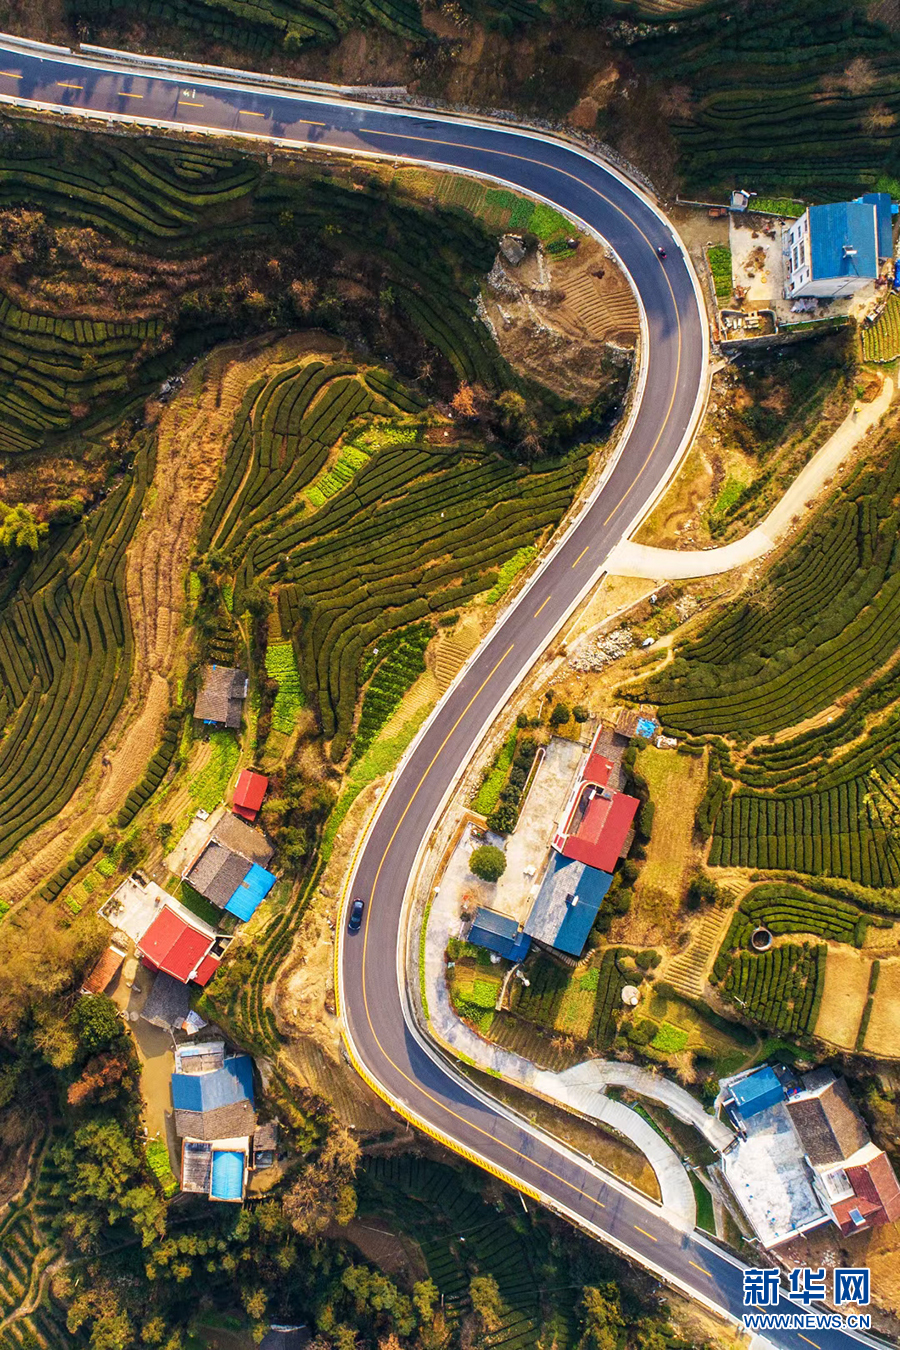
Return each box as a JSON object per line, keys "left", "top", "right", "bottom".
{"left": 784, "top": 198, "right": 887, "bottom": 299}
{"left": 467, "top": 907, "right": 531, "bottom": 962}
{"left": 523, "top": 854, "right": 613, "bottom": 959}
{"left": 210, "top": 1148, "right": 248, "bottom": 1202}
{"left": 171, "top": 1053, "right": 257, "bottom": 1141}
{"left": 225, "top": 863, "right": 277, "bottom": 921}
{"left": 722, "top": 1065, "right": 785, "bottom": 1127}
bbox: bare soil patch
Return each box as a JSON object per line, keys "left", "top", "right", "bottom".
{"left": 815, "top": 946, "right": 871, "bottom": 1049}
{"left": 864, "top": 957, "right": 900, "bottom": 1058}
{"left": 325, "top": 1217, "right": 428, "bottom": 1284}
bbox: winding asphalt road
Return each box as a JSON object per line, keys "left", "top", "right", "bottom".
{"left": 0, "top": 38, "right": 881, "bottom": 1348}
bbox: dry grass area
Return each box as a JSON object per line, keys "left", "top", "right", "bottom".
{"left": 815, "top": 946, "right": 872, "bottom": 1049}
{"left": 613, "top": 746, "right": 706, "bottom": 947}
{"left": 483, "top": 238, "right": 638, "bottom": 403}
{"left": 467, "top": 1068, "right": 662, "bottom": 1202}
{"left": 864, "top": 957, "right": 900, "bottom": 1058}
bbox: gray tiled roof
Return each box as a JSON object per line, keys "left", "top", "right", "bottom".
{"left": 141, "top": 972, "right": 190, "bottom": 1031}
{"left": 787, "top": 1075, "right": 870, "bottom": 1166}
{"left": 214, "top": 813, "right": 274, "bottom": 866}
{"left": 174, "top": 1099, "right": 257, "bottom": 1141}
{"left": 194, "top": 666, "right": 247, "bottom": 728}
{"left": 187, "top": 842, "right": 251, "bottom": 908}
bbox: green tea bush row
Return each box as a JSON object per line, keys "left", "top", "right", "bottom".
{"left": 350, "top": 622, "right": 432, "bottom": 762}
{"left": 721, "top": 941, "right": 825, "bottom": 1035}
{"left": 116, "top": 708, "right": 183, "bottom": 827}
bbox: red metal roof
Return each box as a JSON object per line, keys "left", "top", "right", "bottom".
{"left": 233, "top": 770, "right": 268, "bottom": 821}
{"left": 193, "top": 953, "right": 221, "bottom": 987}
{"left": 561, "top": 788, "right": 640, "bottom": 873}
{"left": 583, "top": 753, "right": 612, "bottom": 790}
{"left": 138, "top": 907, "right": 214, "bottom": 984}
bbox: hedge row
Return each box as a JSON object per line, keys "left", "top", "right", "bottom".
{"left": 351, "top": 622, "right": 433, "bottom": 763}
{"left": 35, "top": 832, "right": 104, "bottom": 905}
{"left": 720, "top": 941, "right": 825, "bottom": 1035}
{"left": 0, "top": 442, "right": 152, "bottom": 863}
{"left": 116, "top": 708, "right": 184, "bottom": 827}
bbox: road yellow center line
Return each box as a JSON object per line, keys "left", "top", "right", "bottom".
{"left": 178, "top": 99, "right": 204, "bottom": 106}
{"left": 240, "top": 108, "right": 266, "bottom": 117}
{"left": 689, "top": 1260, "right": 711, "bottom": 1277}
{"left": 633, "top": 1225, "right": 657, "bottom": 1241}
{"left": 533, "top": 595, "right": 551, "bottom": 618}
{"left": 118, "top": 90, "right": 143, "bottom": 98}
{"left": 798, "top": 1336, "right": 820, "bottom": 1349}
{"left": 571, "top": 545, "right": 590, "bottom": 568}
{"left": 57, "top": 82, "right": 83, "bottom": 90}
{"left": 0, "top": 71, "right": 22, "bottom": 79}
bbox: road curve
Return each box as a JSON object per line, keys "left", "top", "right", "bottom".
{"left": 0, "top": 39, "right": 878, "bottom": 1349}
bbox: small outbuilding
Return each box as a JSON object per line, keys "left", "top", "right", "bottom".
{"left": 233, "top": 769, "right": 268, "bottom": 822}
{"left": 194, "top": 665, "right": 248, "bottom": 730}
{"left": 80, "top": 943, "right": 126, "bottom": 995}
{"left": 467, "top": 907, "right": 531, "bottom": 962}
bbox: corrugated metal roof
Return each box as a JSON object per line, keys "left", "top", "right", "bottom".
{"left": 809, "top": 201, "right": 877, "bottom": 282}
{"left": 224, "top": 863, "right": 276, "bottom": 922}
{"left": 171, "top": 1053, "right": 255, "bottom": 1113}
{"left": 210, "top": 1149, "right": 246, "bottom": 1200}
{"left": 525, "top": 854, "right": 612, "bottom": 958}
{"left": 730, "top": 1066, "right": 783, "bottom": 1116}
{"left": 468, "top": 907, "right": 531, "bottom": 962}
{"left": 861, "top": 192, "right": 893, "bottom": 258}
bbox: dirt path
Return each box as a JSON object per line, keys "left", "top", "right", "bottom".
{"left": 609, "top": 375, "right": 895, "bottom": 579}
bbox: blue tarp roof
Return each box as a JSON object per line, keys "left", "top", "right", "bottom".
{"left": 636, "top": 717, "right": 656, "bottom": 739}
{"left": 729, "top": 1066, "right": 784, "bottom": 1119}
{"left": 224, "top": 863, "right": 276, "bottom": 921}
{"left": 809, "top": 201, "right": 878, "bottom": 282}
{"left": 210, "top": 1149, "right": 245, "bottom": 1200}
{"left": 860, "top": 192, "right": 893, "bottom": 258}
{"left": 171, "top": 1054, "right": 255, "bottom": 1113}
{"left": 525, "top": 854, "right": 613, "bottom": 958}
{"left": 468, "top": 907, "right": 532, "bottom": 962}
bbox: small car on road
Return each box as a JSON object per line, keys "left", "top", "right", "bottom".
{"left": 348, "top": 897, "right": 365, "bottom": 933}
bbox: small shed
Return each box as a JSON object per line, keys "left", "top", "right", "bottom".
{"left": 727, "top": 1066, "right": 784, "bottom": 1122}
{"left": 468, "top": 907, "right": 531, "bottom": 962}
{"left": 80, "top": 943, "right": 126, "bottom": 996}
{"left": 209, "top": 1148, "right": 247, "bottom": 1202}
{"left": 233, "top": 770, "right": 268, "bottom": 822}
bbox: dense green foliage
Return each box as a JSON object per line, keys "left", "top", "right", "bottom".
{"left": 0, "top": 441, "right": 151, "bottom": 863}
{"left": 351, "top": 621, "right": 432, "bottom": 762}
{"left": 717, "top": 940, "right": 826, "bottom": 1035}
{"left": 117, "top": 708, "right": 184, "bottom": 827}
{"left": 862, "top": 295, "right": 900, "bottom": 363}
{"left": 469, "top": 843, "right": 507, "bottom": 881}
{"left": 626, "top": 0, "right": 900, "bottom": 196}
{"left": 639, "top": 434, "right": 900, "bottom": 886}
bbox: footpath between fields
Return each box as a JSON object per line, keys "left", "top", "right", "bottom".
{"left": 608, "top": 376, "right": 895, "bottom": 580}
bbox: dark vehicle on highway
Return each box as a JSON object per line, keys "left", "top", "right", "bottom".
{"left": 348, "top": 897, "right": 365, "bottom": 932}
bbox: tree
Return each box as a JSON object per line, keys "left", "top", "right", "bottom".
{"left": 0, "top": 501, "right": 47, "bottom": 555}
{"left": 283, "top": 1124, "right": 360, "bottom": 1237}
{"left": 572, "top": 705, "right": 589, "bottom": 723}
{"left": 469, "top": 844, "right": 506, "bottom": 882}
{"left": 486, "top": 802, "right": 518, "bottom": 835}
{"left": 413, "top": 1279, "right": 438, "bottom": 1323}
{"left": 470, "top": 1274, "right": 505, "bottom": 1332}
{"left": 550, "top": 702, "right": 571, "bottom": 727}
{"left": 578, "top": 1285, "right": 625, "bottom": 1350}
{"left": 71, "top": 995, "right": 120, "bottom": 1052}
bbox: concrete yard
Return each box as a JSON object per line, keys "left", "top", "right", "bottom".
{"left": 491, "top": 737, "right": 585, "bottom": 926}
{"left": 720, "top": 1101, "right": 826, "bottom": 1248}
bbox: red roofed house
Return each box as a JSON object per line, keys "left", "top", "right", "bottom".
{"left": 551, "top": 731, "right": 639, "bottom": 874}
{"left": 138, "top": 905, "right": 219, "bottom": 986}
{"left": 786, "top": 1069, "right": 900, "bottom": 1236}
{"left": 233, "top": 770, "right": 268, "bottom": 823}
{"left": 81, "top": 943, "right": 127, "bottom": 996}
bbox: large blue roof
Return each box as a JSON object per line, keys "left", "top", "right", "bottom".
{"left": 729, "top": 1066, "right": 784, "bottom": 1118}
{"left": 468, "top": 907, "right": 531, "bottom": 962}
{"left": 860, "top": 192, "right": 893, "bottom": 258}
{"left": 210, "top": 1149, "right": 245, "bottom": 1200}
{"left": 809, "top": 201, "right": 878, "bottom": 282}
{"left": 225, "top": 863, "right": 276, "bottom": 921}
{"left": 171, "top": 1054, "right": 255, "bottom": 1113}
{"left": 525, "top": 854, "right": 612, "bottom": 958}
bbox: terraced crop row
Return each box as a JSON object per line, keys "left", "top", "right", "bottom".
{"left": 629, "top": 0, "right": 900, "bottom": 195}
{"left": 0, "top": 441, "right": 151, "bottom": 863}
{"left": 862, "top": 294, "right": 900, "bottom": 363}
{"left": 718, "top": 941, "right": 825, "bottom": 1035}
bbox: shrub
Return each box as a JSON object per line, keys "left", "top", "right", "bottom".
{"left": 550, "top": 702, "right": 571, "bottom": 727}
{"left": 572, "top": 705, "right": 589, "bottom": 723}
{"left": 469, "top": 845, "right": 507, "bottom": 882}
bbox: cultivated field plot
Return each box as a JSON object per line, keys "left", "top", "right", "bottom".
{"left": 643, "top": 422, "right": 900, "bottom": 887}
{"left": 863, "top": 957, "right": 900, "bottom": 1057}
{"left": 629, "top": 745, "right": 706, "bottom": 944}
{"left": 816, "top": 946, "right": 872, "bottom": 1049}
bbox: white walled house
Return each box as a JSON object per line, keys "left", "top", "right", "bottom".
{"left": 783, "top": 193, "right": 892, "bottom": 299}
